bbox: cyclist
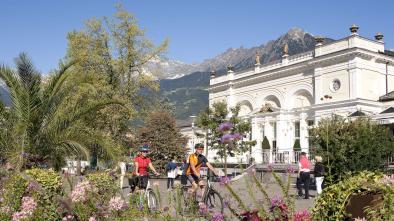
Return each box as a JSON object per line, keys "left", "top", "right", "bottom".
{"left": 186, "top": 143, "right": 218, "bottom": 200}
{"left": 130, "top": 144, "right": 160, "bottom": 192}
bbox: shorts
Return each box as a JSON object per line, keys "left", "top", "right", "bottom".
{"left": 129, "top": 175, "right": 149, "bottom": 192}
{"left": 187, "top": 174, "right": 200, "bottom": 184}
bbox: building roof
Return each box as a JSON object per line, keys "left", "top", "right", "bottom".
{"left": 379, "top": 91, "right": 394, "bottom": 102}
{"left": 384, "top": 50, "right": 394, "bottom": 58}
{"left": 381, "top": 107, "right": 394, "bottom": 114}
{"left": 348, "top": 110, "right": 366, "bottom": 117}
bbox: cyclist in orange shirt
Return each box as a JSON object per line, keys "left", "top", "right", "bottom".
{"left": 186, "top": 143, "right": 218, "bottom": 198}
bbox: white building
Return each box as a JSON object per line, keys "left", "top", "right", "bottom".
{"left": 207, "top": 25, "right": 394, "bottom": 164}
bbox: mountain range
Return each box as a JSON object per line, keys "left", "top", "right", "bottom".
{"left": 157, "top": 28, "right": 334, "bottom": 121}
{"left": 0, "top": 28, "right": 334, "bottom": 122}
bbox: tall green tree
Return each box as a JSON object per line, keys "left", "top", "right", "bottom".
{"left": 0, "top": 53, "right": 123, "bottom": 170}
{"left": 196, "top": 101, "right": 256, "bottom": 175}
{"left": 135, "top": 111, "right": 187, "bottom": 173}
{"left": 310, "top": 115, "right": 394, "bottom": 184}
{"left": 66, "top": 5, "right": 169, "bottom": 150}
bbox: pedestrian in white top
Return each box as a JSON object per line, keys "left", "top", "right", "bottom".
{"left": 119, "top": 161, "right": 126, "bottom": 189}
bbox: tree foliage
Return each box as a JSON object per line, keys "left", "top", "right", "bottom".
{"left": 66, "top": 5, "right": 169, "bottom": 154}
{"left": 0, "top": 54, "right": 123, "bottom": 170}
{"left": 135, "top": 111, "right": 187, "bottom": 173}
{"left": 309, "top": 116, "right": 394, "bottom": 183}
{"left": 196, "top": 101, "right": 256, "bottom": 173}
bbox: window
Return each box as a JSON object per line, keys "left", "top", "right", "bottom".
{"left": 294, "top": 121, "right": 300, "bottom": 139}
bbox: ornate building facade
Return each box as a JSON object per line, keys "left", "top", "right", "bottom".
{"left": 207, "top": 26, "right": 394, "bottom": 164}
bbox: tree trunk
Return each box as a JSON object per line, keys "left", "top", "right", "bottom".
{"left": 76, "top": 159, "right": 81, "bottom": 176}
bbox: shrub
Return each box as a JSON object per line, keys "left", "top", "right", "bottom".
{"left": 309, "top": 116, "right": 394, "bottom": 183}
{"left": 261, "top": 136, "right": 271, "bottom": 150}
{"left": 312, "top": 171, "right": 394, "bottom": 220}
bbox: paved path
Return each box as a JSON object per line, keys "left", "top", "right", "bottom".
{"left": 120, "top": 173, "right": 315, "bottom": 219}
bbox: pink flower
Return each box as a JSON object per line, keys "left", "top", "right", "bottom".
{"left": 294, "top": 209, "right": 311, "bottom": 221}
{"left": 267, "top": 164, "right": 273, "bottom": 172}
{"left": 89, "top": 217, "right": 97, "bottom": 221}
{"left": 108, "top": 196, "right": 127, "bottom": 211}
{"left": 12, "top": 197, "right": 37, "bottom": 221}
{"left": 70, "top": 181, "right": 92, "bottom": 202}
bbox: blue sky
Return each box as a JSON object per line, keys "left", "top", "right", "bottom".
{"left": 1, "top": 0, "right": 393, "bottom": 74}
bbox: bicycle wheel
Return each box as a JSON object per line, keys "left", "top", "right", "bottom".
{"left": 146, "top": 189, "right": 158, "bottom": 211}
{"left": 204, "top": 189, "right": 224, "bottom": 214}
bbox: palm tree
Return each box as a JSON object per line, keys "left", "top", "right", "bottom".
{"left": 0, "top": 53, "right": 123, "bottom": 171}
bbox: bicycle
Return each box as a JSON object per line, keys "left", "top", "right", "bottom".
{"left": 128, "top": 175, "right": 159, "bottom": 211}
{"left": 178, "top": 173, "right": 224, "bottom": 214}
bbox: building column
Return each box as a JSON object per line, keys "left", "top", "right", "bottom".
{"left": 300, "top": 112, "right": 308, "bottom": 153}
{"left": 276, "top": 114, "right": 287, "bottom": 152}
{"left": 251, "top": 117, "right": 262, "bottom": 163}
{"left": 264, "top": 118, "right": 273, "bottom": 163}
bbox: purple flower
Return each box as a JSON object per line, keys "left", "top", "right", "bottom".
{"left": 219, "top": 176, "right": 231, "bottom": 186}
{"left": 27, "top": 181, "right": 41, "bottom": 192}
{"left": 211, "top": 212, "right": 225, "bottom": 221}
{"left": 232, "top": 133, "right": 243, "bottom": 141}
{"left": 286, "top": 165, "right": 295, "bottom": 174}
{"left": 199, "top": 203, "right": 208, "bottom": 214}
{"left": 220, "top": 134, "right": 233, "bottom": 144}
{"left": 270, "top": 195, "right": 284, "bottom": 207}
{"left": 218, "top": 122, "right": 233, "bottom": 132}
{"left": 223, "top": 199, "right": 230, "bottom": 208}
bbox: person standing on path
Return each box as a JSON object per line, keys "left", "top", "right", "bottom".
{"left": 119, "top": 161, "right": 127, "bottom": 189}
{"left": 297, "top": 152, "right": 311, "bottom": 199}
{"left": 180, "top": 159, "right": 188, "bottom": 185}
{"left": 166, "top": 159, "right": 177, "bottom": 190}
{"left": 314, "top": 156, "right": 325, "bottom": 195}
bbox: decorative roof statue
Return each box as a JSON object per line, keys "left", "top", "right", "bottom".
{"left": 375, "top": 32, "right": 383, "bottom": 41}
{"left": 210, "top": 69, "right": 216, "bottom": 78}
{"left": 349, "top": 24, "right": 359, "bottom": 34}
{"left": 255, "top": 52, "right": 261, "bottom": 65}
{"left": 259, "top": 103, "right": 274, "bottom": 113}
{"left": 314, "top": 36, "right": 324, "bottom": 46}
{"left": 227, "top": 64, "right": 234, "bottom": 72}
{"left": 283, "top": 43, "right": 289, "bottom": 56}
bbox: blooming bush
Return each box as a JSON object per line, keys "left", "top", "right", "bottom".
{"left": 11, "top": 196, "right": 37, "bottom": 221}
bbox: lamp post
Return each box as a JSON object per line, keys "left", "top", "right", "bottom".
{"left": 320, "top": 95, "right": 333, "bottom": 183}
{"left": 190, "top": 116, "right": 196, "bottom": 153}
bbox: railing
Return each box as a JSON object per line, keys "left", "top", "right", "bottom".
{"left": 261, "top": 150, "right": 315, "bottom": 164}
{"left": 260, "top": 150, "right": 394, "bottom": 165}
